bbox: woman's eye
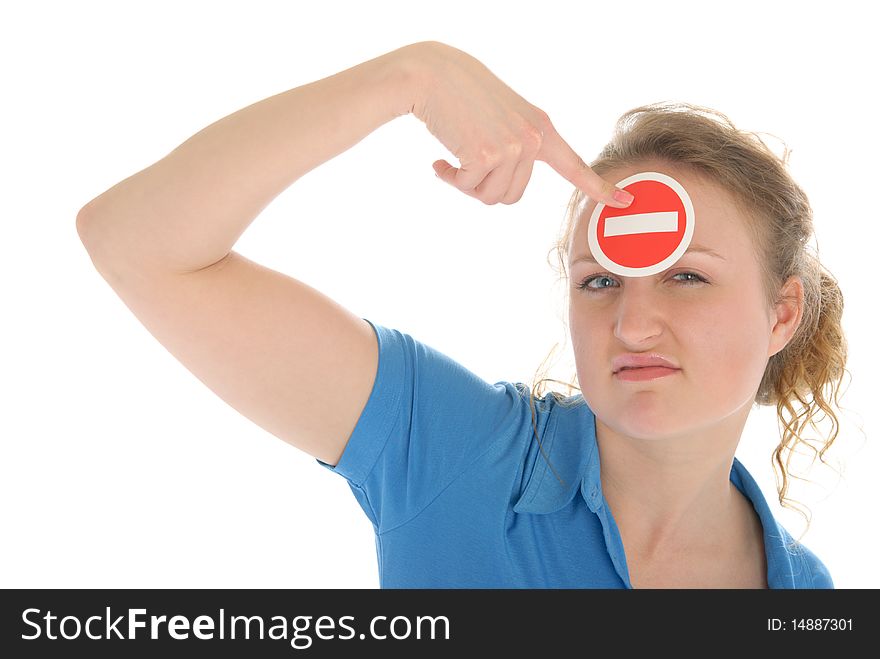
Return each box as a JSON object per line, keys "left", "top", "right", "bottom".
{"left": 577, "top": 275, "right": 616, "bottom": 290}
{"left": 576, "top": 272, "right": 707, "bottom": 292}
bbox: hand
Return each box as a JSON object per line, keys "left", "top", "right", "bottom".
{"left": 407, "top": 41, "right": 634, "bottom": 208}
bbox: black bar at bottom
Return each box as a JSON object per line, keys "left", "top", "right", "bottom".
{"left": 0, "top": 588, "right": 871, "bottom": 656}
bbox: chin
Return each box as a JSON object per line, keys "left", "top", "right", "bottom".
{"left": 596, "top": 398, "right": 682, "bottom": 440}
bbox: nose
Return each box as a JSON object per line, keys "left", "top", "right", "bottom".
{"left": 612, "top": 283, "right": 666, "bottom": 346}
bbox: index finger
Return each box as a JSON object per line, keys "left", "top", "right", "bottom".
{"left": 539, "top": 127, "right": 634, "bottom": 208}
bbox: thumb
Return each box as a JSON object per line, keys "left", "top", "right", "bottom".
{"left": 433, "top": 159, "right": 452, "bottom": 179}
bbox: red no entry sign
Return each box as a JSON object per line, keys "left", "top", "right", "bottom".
{"left": 587, "top": 171, "right": 695, "bottom": 277}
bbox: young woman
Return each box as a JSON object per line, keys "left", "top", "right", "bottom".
{"left": 77, "top": 41, "right": 845, "bottom": 588}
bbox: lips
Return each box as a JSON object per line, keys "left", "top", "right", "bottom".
{"left": 611, "top": 353, "right": 680, "bottom": 374}
{"left": 619, "top": 365, "right": 674, "bottom": 370}
{"left": 615, "top": 365, "right": 681, "bottom": 382}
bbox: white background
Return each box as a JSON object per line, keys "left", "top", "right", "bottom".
{"left": 2, "top": 0, "right": 876, "bottom": 588}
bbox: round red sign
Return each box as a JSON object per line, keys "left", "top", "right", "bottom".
{"left": 587, "top": 171, "right": 695, "bottom": 277}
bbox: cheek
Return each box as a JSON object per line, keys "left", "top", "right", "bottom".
{"left": 569, "top": 303, "right": 602, "bottom": 356}
{"left": 685, "top": 295, "right": 771, "bottom": 385}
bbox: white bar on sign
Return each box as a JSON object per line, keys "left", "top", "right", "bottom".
{"left": 604, "top": 211, "right": 678, "bottom": 237}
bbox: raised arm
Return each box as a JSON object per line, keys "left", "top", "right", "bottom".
{"left": 76, "top": 44, "right": 427, "bottom": 465}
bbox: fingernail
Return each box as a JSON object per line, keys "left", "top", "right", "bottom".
{"left": 613, "top": 189, "right": 634, "bottom": 205}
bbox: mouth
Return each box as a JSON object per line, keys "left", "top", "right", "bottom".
{"left": 614, "top": 366, "right": 681, "bottom": 382}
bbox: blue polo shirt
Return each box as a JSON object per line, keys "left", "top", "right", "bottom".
{"left": 317, "top": 319, "right": 833, "bottom": 588}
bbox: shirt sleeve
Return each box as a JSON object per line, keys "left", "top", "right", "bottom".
{"left": 316, "top": 318, "right": 529, "bottom": 534}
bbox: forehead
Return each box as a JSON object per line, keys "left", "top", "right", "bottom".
{"left": 569, "top": 164, "right": 751, "bottom": 263}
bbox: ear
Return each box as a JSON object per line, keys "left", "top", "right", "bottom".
{"left": 768, "top": 275, "right": 804, "bottom": 359}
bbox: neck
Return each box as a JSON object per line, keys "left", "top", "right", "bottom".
{"left": 596, "top": 398, "right": 753, "bottom": 560}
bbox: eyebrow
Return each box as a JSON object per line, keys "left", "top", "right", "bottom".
{"left": 570, "top": 244, "right": 726, "bottom": 267}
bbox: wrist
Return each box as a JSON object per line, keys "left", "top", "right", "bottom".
{"left": 380, "top": 41, "right": 437, "bottom": 118}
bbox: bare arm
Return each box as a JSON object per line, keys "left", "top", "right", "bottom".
{"left": 77, "top": 42, "right": 424, "bottom": 272}
{"left": 75, "top": 44, "right": 429, "bottom": 465}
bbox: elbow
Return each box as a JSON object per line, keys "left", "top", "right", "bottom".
{"left": 76, "top": 205, "right": 91, "bottom": 240}
{"left": 76, "top": 209, "right": 95, "bottom": 251}
{"left": 76, "top": 200, "right": 103, "bottom": 250}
